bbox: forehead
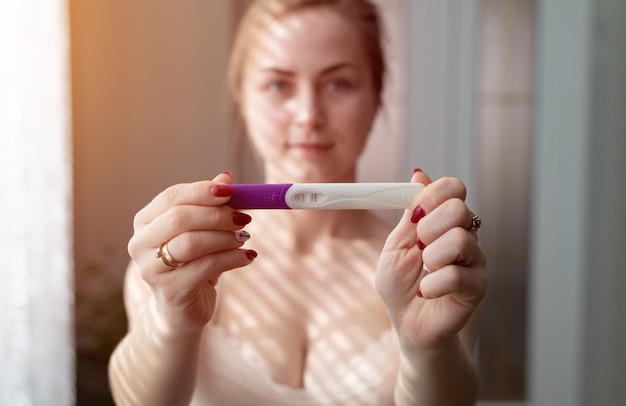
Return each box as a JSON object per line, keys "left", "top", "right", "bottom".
{"left": 247, "top": 7, "right": 368, "bottom": 72}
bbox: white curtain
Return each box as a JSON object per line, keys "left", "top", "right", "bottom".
{"left": 0, "top": 0, "right": 74, "bottom": 405}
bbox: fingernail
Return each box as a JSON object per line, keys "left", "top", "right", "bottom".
{"left": 410, "top": 205, "right": 425, "bottom": 224}
{"left": 417, "top": 288, "right": 423, "bottom": 298}
{"left": 211, "top": 184, "right": 236, "bottom": 197}
{"left": 245, "top": 249, "right": 258, "bottom": 260}
{"left": 235, "top": 230, "right": 250, "bottom": 242}
{"left": 413, "top": 168, "right": 422, "bottom": 174}
{"left": 232, "top": 212, "right": 252, "bottom": 226}
{"left": 222, "top": 170, "right": 233, "bottom": 177}
{"left": 417, "top": 239, "right": 427, "bottom": 250}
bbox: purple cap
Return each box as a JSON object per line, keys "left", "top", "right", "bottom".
{"left": 227, "top": 184, "right": 293, "bottom": 209}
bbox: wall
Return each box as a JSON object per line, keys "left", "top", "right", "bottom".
{"left": 70, "top": 1, "right": 234, "bottom": 403}
{"left": 529, "top": 0, "right": 626, "bottom": 405}
{"left": 583, "top": 0, "right": 626, "bottom": 403}
{"left": 475, "top": 0, "right": 535, "bottom": 399}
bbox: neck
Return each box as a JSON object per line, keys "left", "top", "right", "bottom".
{"left": 262, "top": 208, "right": 361, "bottom": 236}
{"left": 252, "top": 208, "right": 375, "bottom": 254}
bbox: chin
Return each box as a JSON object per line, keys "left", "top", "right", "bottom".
{"left": 267, "top": 160, "right": 356, "bottom": 184}
{"left": 296, "top": 170, "right": 355, "bottom": 184}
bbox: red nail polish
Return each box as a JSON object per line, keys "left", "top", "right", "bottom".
{"left": 413, "top": 168, "right": 422, "bottom": 174}
{"left": 417, "top": 239, "right": 427, "bottom": 250}
{"left": 222, "top": 170, "right": 233, "bottom": 177}
{"left": 212, "top": 184, "right": 236, "bottom": 197}
{"left": 410, "top": 205, "right": 425, "bottom": 223}
{"left": 232, "top": 212, "right": 252, "bottom": 226}
{"left": 245, "top": 249, "right": 258, "bottom": 260}
{"left": 417, "top": 288, "right": 423, "bottom": 298}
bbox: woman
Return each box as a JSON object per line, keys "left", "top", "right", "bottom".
{"left": 108, "top": 0, "right": 487, "bottom": 405}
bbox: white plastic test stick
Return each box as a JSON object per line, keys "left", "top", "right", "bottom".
{"left": 227, "top": 183, "right": 424, "bottom": 210}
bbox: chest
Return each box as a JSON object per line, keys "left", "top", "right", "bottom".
{"left": 212, "top": 243, "right": 391, "bottom": 389}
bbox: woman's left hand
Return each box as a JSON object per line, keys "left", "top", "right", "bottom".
{"left": 375, "top": 170, "right": 487, "bottom": 350}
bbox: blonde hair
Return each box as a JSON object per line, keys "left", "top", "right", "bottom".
{"left": 228, "top": 0, "right": 386, "bottom": 104}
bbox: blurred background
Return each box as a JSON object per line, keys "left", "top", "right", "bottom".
{"left": 2, "top": 0, "right": 624, "bottom": 405}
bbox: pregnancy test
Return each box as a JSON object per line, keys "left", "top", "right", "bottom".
{"left": 227, "top": 183, "right": 424, "bottom": 210}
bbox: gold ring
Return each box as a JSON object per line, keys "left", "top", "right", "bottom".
{"left": 468, "top": 211, "right": 482, "bottom": 233}
{"left": 156, "top": 241, "right": 185, "bottom": 268}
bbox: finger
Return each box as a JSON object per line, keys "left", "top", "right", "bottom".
{"left": 134, "top": 171, "right": 235, "bottom": 226}
{"left": 416, "top": 198, "right": 470, "bottom": 246}
{"left": 160, "top": 229, "right": 251, "bottom": 268}
{"left": 142, "top": 204, "right": 251, "bottom": 247}
{"left": 213, "top": 169, "right": 234, "bottom": 184}
{"left": 410, "top": 168, "right": 433, "bottom": 188}
{"left": 128, "top": 205, "right": 251, "bottom": 260}
{"left": 418, "top": 263, "right": 487, "bottom": 304}
{"left": 147, "top": 248, "right": 258, "bottom": 291}
{"left": 411, "top": 177, "right": 467, "bottom": 214}
{"left": 385, "top": 169, "right": 432, "bottom": 248}
{"left": 422, "top": 227, "right": 484, "bottom": 272}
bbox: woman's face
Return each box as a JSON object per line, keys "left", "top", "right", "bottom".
{"left": 240, "top": 6, "right": 379, "bottom": 183}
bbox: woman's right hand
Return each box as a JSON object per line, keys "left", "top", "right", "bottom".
{"left": 127, "top": 171, "right": 256, "bottom": 333}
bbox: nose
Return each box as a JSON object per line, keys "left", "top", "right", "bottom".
{"left": 292, "top": 86, "right": 324, "bottom": 129}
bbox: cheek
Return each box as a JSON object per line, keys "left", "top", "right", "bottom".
{"left": 333, "top": 96, "right": 378, "bottom": 149}
{"left": 242, "top": 95, "right": 288, "bottom": 156}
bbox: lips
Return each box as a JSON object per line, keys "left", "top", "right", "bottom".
{"left": 287, "top": 142, "right": 334, "bottom": 152}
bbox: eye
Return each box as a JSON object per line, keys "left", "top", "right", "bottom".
{"left": 267, "top": 79, "right": 290, "bottom": 93}
{"left": 326, "top": 78, "right": 351, "bottom": 91}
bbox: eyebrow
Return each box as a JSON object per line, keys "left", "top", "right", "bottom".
{"left": 260, "top": 63, "right": 356, "bottom": 76}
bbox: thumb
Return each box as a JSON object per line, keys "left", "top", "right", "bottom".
{"left": 212, "top": 169, "right": 235, "bottom": 184}
{"left": 385, "top": 168, "right": 432, "bottom": 249}
{"left": 410, "top": 168, "right": 432, "bottom": 189}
